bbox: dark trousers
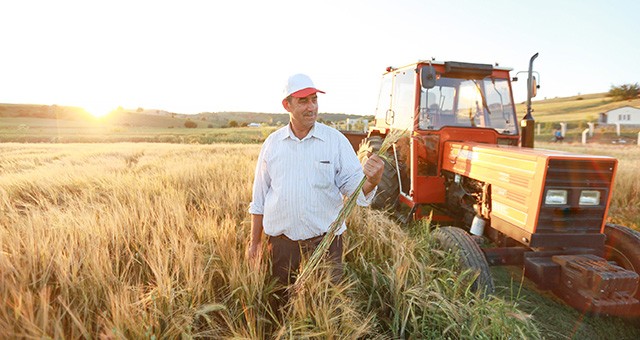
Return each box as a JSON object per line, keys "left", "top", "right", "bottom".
{"left": 267, "top": 234, "right": 343, "bottom": 286}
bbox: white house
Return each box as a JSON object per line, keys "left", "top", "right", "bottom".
{"left": 600, "top": 106, "right": 640, "bottom": 125}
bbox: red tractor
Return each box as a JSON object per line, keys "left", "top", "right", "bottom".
{"left": 344, "top": 54, "right": 640, "bottom": 316}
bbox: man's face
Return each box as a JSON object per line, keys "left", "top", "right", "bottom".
{"left": 285, "top": 94, "right": 318, "bottom": 131}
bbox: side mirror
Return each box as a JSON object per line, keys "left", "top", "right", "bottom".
{"left": 531, "top": 76, "right": 538, "bottom": 98}
{"left": 420, "top": 66, "right": 436, "bottom": 89}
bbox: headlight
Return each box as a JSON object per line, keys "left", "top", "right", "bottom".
{"left": 579, "top": 190, "right": 601, "bottom": 206}
{"left": 545, "top": 189, "right": 568, "bottom": 205}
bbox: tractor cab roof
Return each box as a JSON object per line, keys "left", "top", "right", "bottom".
{"left": 385, "top": 60, "right": 513, "bottom": 75}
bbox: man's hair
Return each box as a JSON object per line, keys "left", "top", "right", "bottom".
{"left": 285, "top": 96, "right": 293, "bottom": 104}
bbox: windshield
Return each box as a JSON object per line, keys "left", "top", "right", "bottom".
{"left": 418, "top": 77, "right": 517, "bottom": 134}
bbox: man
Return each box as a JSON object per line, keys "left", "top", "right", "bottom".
{"left": 247, "top": 73, "right": 384, "bottom": 286}
{"left": 554, "top": 127, "right": 564, "bottom": 142}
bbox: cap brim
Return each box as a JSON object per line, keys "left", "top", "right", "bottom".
{"left": 290, "top": 87, "right": 325, "bottom": 98}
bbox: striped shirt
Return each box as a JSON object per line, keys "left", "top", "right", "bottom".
{"left": 249, "top": 122, "right": 375, "bottom": 241}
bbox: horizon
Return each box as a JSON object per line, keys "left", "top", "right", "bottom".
{"left": 0, "top": 90, "right": 618, "bottom": 117}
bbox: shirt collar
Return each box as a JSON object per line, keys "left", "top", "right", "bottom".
{"left": 282, "top": 122, "right": 327, "bottom": 142}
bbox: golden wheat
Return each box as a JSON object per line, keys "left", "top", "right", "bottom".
{"left": 0, "top": 143, "right": 262, "bottom": 337}
{"left": 7, "top": 142, "right": 624, "bottom": 337}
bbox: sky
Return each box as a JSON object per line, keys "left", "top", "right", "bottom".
{"left": 1, "top": 0, "right": 639, "bottom": 117}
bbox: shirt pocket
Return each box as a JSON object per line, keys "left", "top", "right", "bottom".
{"left": 313, "top": 161, "right": 334, "bottom": 189}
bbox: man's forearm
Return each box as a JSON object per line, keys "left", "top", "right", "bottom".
{"left": 250, "top": 214, "right": 264, "bottom": 246}
{"left": 362, "top": 179, "right": 377, "bottom": 196}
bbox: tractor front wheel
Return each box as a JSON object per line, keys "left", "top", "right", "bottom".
{"left": 433, "top": 227, "right": 495, "bottom": 297}
{"left": 604, "top": 223, "right": 640, "bottom": 301}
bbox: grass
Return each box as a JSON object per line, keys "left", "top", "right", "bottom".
{"left": 0, "top": 117, "right": 276, "bottom": 144}
{"left": 1, "top": 142, "right": 639, "bottom": 338}
{"left": 0, "top": 143, "right": 258, "bottom": 337}
{"left": 0, "top": 143, "right": 540, "bottom": 338}
{"left": 490, "top": 266, "right": 640, "bottom": 339}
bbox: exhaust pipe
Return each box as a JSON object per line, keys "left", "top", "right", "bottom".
{"left": 520, "top": 52, "right": 539, "bottom": 148}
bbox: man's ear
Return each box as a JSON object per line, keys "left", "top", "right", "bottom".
{"left": 282, "top": 99, "right": 290, "bottom": 112}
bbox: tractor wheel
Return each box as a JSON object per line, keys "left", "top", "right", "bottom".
{"left": 357, "top": 136, "right": 399, "bottom": 210}
{"left": 604, "top": 223, "right": 640, "bottom": 300}
{"left": 433, "top": 227, "right": 495, "bottom": 297}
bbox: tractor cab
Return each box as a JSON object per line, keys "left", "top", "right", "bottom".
{"left": 362, "top": 61, "right": 521, "bottom": 219}
{"left": 374, "top": 61, "right": 519, "bottom": 138}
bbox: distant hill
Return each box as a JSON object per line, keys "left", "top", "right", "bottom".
{"left": 0, "top": 103, "right": 93, "bottom": 121}
{"left": 0, "top": 103, "right": 370, "bottom": 129}
{"left": 515, "top": 93, "right": 640, "bottom": 123}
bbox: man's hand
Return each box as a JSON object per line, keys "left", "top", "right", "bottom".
{"left": 246, "top": 240, "right": 262, "bottom": 264}
{"left": 363, "top": 154, "right": 384, "bottom": 185}
{"left": 362, "top": 154, "right": 385, "bottom": 195}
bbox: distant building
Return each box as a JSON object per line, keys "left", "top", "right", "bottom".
{"left": 247, "top": 122, "right": 261, "bottom": 127}
{"left": 599, "top": 106, "right": 640, "bottom": 125}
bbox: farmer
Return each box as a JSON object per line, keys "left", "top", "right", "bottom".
{"left": 247, "top": 73, "right": 385, "bottom": 287}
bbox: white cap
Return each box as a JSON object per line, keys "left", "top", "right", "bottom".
{"left": 282, "top": 73, "right": 325, "bottom": 101}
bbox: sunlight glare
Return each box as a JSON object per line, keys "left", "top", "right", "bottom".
{"left": 459, "top": 85, "right": 481, "bottom": 107}
{"left": 85, "top": 104, "right": 114, "bottom": 118}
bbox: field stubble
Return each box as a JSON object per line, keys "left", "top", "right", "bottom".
{"left": 0, "top": 142, "right": 637, "bottom": 338}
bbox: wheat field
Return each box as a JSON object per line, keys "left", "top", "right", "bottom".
{"left": 0, "top": 142, "right": 549, "bottom": 338}
{"left": 2, "top": 142, "right": 639, "bottom": 338}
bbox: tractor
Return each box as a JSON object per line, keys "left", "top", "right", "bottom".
{"left": 343, "top": 54, "right": 640, "bottom": 316}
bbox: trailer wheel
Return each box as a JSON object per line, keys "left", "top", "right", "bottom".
{"left": 604, "top": 223, "right": 640, "bottom": 299}
{"left": 433, "top": 227, "right": 495, "bottom": 297}
{"left": 357, "top": 136, "right": 399, "bottom": 210}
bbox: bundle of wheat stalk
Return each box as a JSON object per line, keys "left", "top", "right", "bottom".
{"left": 294, "top": 129, "right": 407, "bottom": 292}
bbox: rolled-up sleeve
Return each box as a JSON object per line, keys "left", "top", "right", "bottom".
{"left": 249, "top": 141, "right": 271, "bottom": 215}
{"left": 359, "top": 184, "right": 377, "bottom": 206}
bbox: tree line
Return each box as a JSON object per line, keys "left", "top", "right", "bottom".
{"left": 608, "top": 83, "right": 639, "bottom": 101}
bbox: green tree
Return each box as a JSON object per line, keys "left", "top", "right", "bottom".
{"left": 608, "top": 83, "right": 640, "bottom": 101}
{"left": 184, "top": 120, "right": 198, "bottom": 128}
{"left": 228, "top": 120, "right": 239, "bottom": 128}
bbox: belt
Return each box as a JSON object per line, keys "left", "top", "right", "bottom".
{"left": 272, "top": 233, "right": 331, "bottom": 243}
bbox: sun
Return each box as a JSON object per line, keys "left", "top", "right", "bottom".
{"left": 84, "top": 103, "right": 115, "bottom": 118}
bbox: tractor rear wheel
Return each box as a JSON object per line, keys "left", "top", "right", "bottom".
{"left": 357, "top": 136, "right": 399, "bottom": 210}
{"left": 433, "top": 227, "right": 495, "bottom": 297}
{"left": 604, "top": 223, "right": 640, "bottom": 300}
